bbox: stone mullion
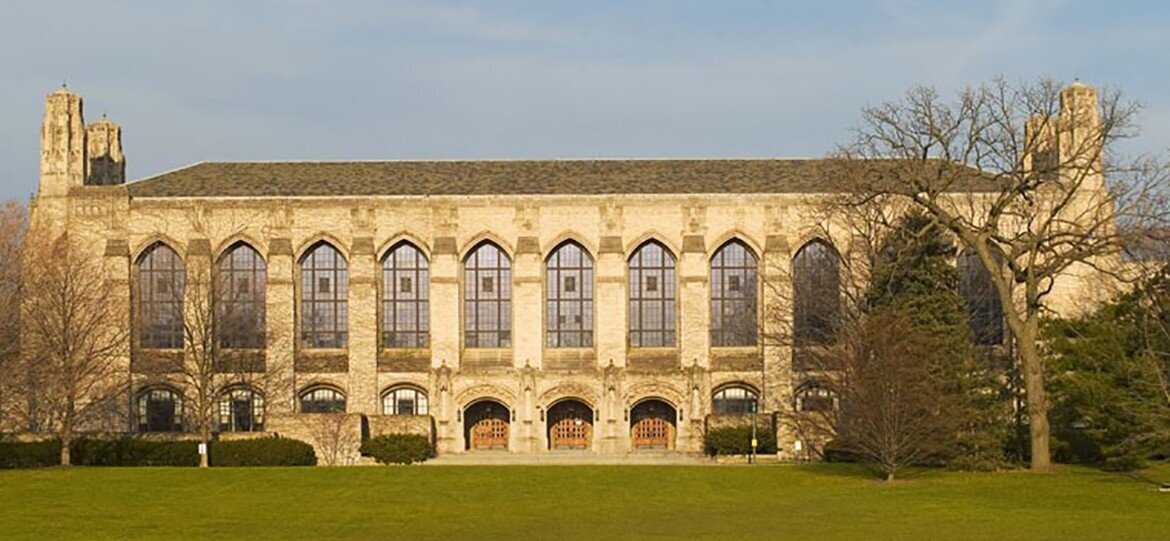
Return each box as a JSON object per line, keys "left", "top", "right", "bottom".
{"left": 762, "top": 235, "right": 795, "bottom": 458}
{"left": 594, "top": 236, "right": 627, "bottom": 369}
{"left": 429, "top": 237, "right": 460, "bottom": 370}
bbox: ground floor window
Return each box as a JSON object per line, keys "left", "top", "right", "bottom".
{"left": 382, "top": 386, "right": 428, "bottom": 415}
{"left": 795, "top": 381, "right": 835, "bottom": 412}
{"left": 712, "top": 385, "right": 759, "bottom": 415}
{"left": 300, "top": 386, "right": 346, "bottom": 413}
{"left": 137, "top": 387, "right": 183, "bottom": 432}
{"left": 219, "top": 387, "right": 265, "bottom": 432}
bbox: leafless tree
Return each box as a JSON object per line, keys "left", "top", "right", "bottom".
{"left": 0, "top": 201, "right": 28, "bottom": 431}
{"left": 300, "top": 413, "right": 358, "bottom": 466}
{"left": 20, "top": 230, "right": 129, "bottom": 465}
{"left": 835, "top": 79, "right": 1170, "bottom": 470}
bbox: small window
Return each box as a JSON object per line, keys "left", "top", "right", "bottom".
{"left": 218, "top": 387, "right": 264, "bottom": 432}
{"left": 728, "top": 275, "right": 741, "bottom": 292}
{"left": 382, "top": 387, "right": 429, "bottom": 416}
{"left": 482, "top": 276, "right": 494, "bottom": 293}
{"left": 137, "top": 388, "right": 183, "bottom": 433}
{"left": 712, "top": 385, "right": 759, "bottom": 415}
{"left": 318, "top": 277, "right": 331, "bottom": 294}
{"left": 796, "top": 382, "right": 835, "bottom": 412}
{"left": 646, "top": 276, "right": 658, "bottom": 292}
{"left": 564, "top": 276, "right": 576, "bottom": 293}
{"left": 300, "top": 387, "right": 346, "bottom": 413}
{"left": 400, "top": 276, "right": 412, "bottom": 293}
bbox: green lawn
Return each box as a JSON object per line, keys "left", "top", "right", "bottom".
{"left": 1, "top": 463, "right": 1167, "bottom": 540}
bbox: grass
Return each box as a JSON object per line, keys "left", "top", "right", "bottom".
{"left": 1, "top": 463, "right": 1168, "bottom": 540}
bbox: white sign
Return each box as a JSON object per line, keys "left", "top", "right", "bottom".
{"left": 198, "top": 443, "right": 207, "bottom": 455}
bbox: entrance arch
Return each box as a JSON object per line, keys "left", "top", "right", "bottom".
{"left": 547, "top": 399, "right": 593, "bottom": 450}
{"left": 630, "top": 399, "right": 676, "bottom": 450}
{"left": 464, "top": 399, "right": 510, "bottom": 451}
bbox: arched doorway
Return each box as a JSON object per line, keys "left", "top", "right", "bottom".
{"left": 630, "top": 399, "right": 676, "bottom": 450}
{"left": 464, "top": 399, "right": 510, "bottom": 451}
{"left": 547, "top": 399, "right": 593, "bottom": 450}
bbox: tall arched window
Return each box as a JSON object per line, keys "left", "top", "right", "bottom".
{"left": 137, "top": 242, "right": 185, "bottom": 349}
{"left": 137, "top": 387, "right": 183, "bottom": 432}
{"left": 628, "top": 240, "right": 677, "bottom": 347}
{"left": 299, "top": 386, "right": 346, "bottom": 413}
{"left": 382, "top": 386, "right": 429, "bottom": 415}
{"left": 546, "top": 241, "right": 594, "bottom": 348}
{"left": 218, "top": 387, "right": 264, "bottom": 432}
{"left": 793, "top": 240, "right": 841, "bottom": 346}
{"left": 217, "top": 242, "right": 266, "bottom": 349}
{"left": 464, "top": 242, "right": 512, "bottom": 348}
{"left": 300, "top": 242, "right": 347, "bottom": 349}
{"left": 712, "top": 385, "right": 759, "bottom": 415}
{"left": 382, "top": 242, "right": 429, "bottom": 348}
{"left": 711, "top": 240, "right": 759, "bottom": 347}
{"left": 958, "top": 251, "right": 1005, "bottom": 346}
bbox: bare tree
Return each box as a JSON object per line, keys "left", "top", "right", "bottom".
{"left": 300, "top": 413, "right": 358, "bottom": 466}
{"left": 20, "top": 231, "right": 129, "bottom": 465}
{"left": 836, "top": 79, "right": 1170, "bottom": 470}
{"left": 0, "top": 201, "right": 28, "bottom": 431}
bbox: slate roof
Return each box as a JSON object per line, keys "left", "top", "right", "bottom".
{"left": 125, "top": 159, "right": 997, "bottom": 198}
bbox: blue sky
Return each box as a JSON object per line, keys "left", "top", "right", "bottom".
{"left": 2, "top": 1, "right": 1168, "bottom": 201}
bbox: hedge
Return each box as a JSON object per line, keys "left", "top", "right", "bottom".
{"left": 212, "top": 437, "right": 316, "bottom": 467}
{"left": 359, "top": 434, "right": 433, "bottom": 465}
{"left": 703, "top": 425, "right": 778, "bottom": 457}
{"left": 1, "top": 436, "right": 316, "bottom": 468}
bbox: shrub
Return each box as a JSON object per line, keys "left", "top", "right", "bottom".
{"left": 360, "top": 434, "right": 433, "bottom": 464}
{"left": 212, "top": 437, "right": 316, "bottom": 467}
{"left": 0, "top": 440, "right": 60, "bottom": 469}
{"left": 703, "top": 425, "right": 777, "bottom": 457}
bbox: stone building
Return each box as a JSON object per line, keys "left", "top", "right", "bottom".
{"left": 22, "top": 83, "right": 1105, "bottom": 460}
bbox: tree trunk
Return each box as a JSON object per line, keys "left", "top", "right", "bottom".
{"left": 200, "top": 429, "right": 210, "bottom": 468}
{"left": 1016, "top": 319, "right": 1053, "bottom": 471}
{"left": 59, "top": 434, "right": 72, "bottom": 467}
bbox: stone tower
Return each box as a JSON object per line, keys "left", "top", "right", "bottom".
{"left": 85, "top": 115, "right": 125, "bottom": 185}
{"left": 38, "top": 86, "right": 87, "bottom": 198}
{"left": 1024, "top": 81, "right": 1104, "bottom": 186}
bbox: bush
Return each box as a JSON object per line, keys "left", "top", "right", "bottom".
{"left": 703, "top": 425, "right": 777, "bottom": 457}
{"left": 73, "top": 439, "right": 199, "bottom": 466}
{"left": 0, "top": 440, "right": 60, "bottom": 469}
{"left": 360, "top": 434, "right": 433, "bottom": 464}
{"left": 212, "top": 437, "right": 316, "bottom": 467}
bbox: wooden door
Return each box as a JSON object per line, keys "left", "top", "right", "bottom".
{"left": 471, "top": 418, "right": 509, "bottom": 450}
{"left": 550, "top": 416, "right": 591, "bottom": 450}
{"left": 631, "top": 416, "right": 672, "bottom": 449}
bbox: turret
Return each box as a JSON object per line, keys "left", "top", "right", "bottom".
{"left": 85, "top": 115, "right": 125, "bottom": 185}
{"left": 38, "top": 86, "right": 86, "bottom": 197}
{"left": 1023, "top": 81, "right": 1104, "bottom": 186}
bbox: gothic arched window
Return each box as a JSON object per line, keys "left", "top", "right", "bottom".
{"left": 628, "top": 240, "right": 677, "bottom": 348}
{"left": 300, "top": 242, "right": 347, "bottom": 349}
{"left": 137, "top": 387, "right": 183, "bottom": 432}
{"left": 216, "top": 242, "right": 267, "bottom": 349}
{"left": 958, "top": 251, "right": 1005, "bottom": 346}
{"left": 793, "top": 240, "right": 841, "bottom": 346}
{"left": 464, "top": 242, "right": 512, "bottom": 348}
{"left": 795, "top": 381, "right": 835, "bottom": 412}
{"left": 382, "top": 242, "right": 429, "bottom": 349}
{"left": 137, "top": 242, "right": 185, "bottom": 349}
{"left": 299, "top": 386, "right": 346, "bottom": 413}
{"left": 710, "top": 240, "right": 759, "bottom": 347}
{"left": 712, "top": 385, "right": 759, "bottom": 415}
{"left": 218, "top": 386, "right": 264, "bottom": 432}
{"left": 546, "top": 241, "right": 594, "bottom": 348}
{"left": 382, "top": 386, "right": 429, "bottom": 416}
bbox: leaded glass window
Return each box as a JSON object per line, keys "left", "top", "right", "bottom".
{"left": 300, "top": 242, "right": 347, "bottom": 349}
{"left": 712, "top": 385, "right": 759, "bottom": 415}
{"left": 793, "top": 240, "right": 841, "bottom": 346}
{"left": 711, "top": 240, "right": 759, "bottom": 347}
{"left": 217, "top": 242, "right": 267, "bottom": 349}
{"left": 382, "top": 242, "right": 430, "bottom": 348}
{"left": 300, "top": 386, "right": 346, "bottom": 413}
{"left": 546, "top": 241, "right": 594, "bottom": 348}
{"left": 218, "top": 387, "right": 264, "bottom": 432}
{"left": 958, "top": 251, "right": 1005, "bottom": 346}
{"left": 628, "top": 241, "right": 677, "bottom": 347}
{"left": 137, "top": 387, "right": 183, "bottom": 432}
{"left": 464, "top": 242, "right": 512, "bottom": 348}
{"left": 137, "top": 242, "right": 185, "bottom": 349}
{"left": 382, "top": 386, "right": 429, "bottom": 415}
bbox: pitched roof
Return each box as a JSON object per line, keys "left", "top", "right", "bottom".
{"left": 125, "top": 159, "right": 996, "bottom": 198}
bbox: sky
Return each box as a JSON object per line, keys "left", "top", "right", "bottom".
{"left": 1, "top": 0, "right": 1169, "bottom": 201}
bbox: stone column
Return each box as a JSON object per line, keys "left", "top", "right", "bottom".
{"left": 512, "top": 236, "right": 543, "bottom": 370}
{"left": 678, "top": 235, "right": 710, "bottom": 369}
{"left": 348, "top": 237, "right": 378, "bottom": 414}
{"left": 266, "top": 238, "right": 296, "bottom": 414}
{"left": 595, "top": 236, "right": 627, "bottom": 369}
{"left": 763, "top": 234, "right": 795, "bottom": 458}
{"left": 103, "top": 238, "right": 133, "bottom": 431}
{"left": 429, "top": 237, "right": 460, "bottom": 370}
